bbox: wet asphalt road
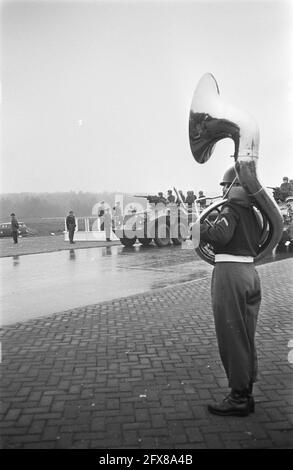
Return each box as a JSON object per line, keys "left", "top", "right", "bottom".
{"left": 0, "top": 243, "right": 292, "bottom": 326}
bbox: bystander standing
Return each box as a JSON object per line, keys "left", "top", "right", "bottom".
{"left": 10, "top": 213, "right": 19, "bottom": 244}
{"left": 66, "top": 210, "right": 76, "bottom": 244}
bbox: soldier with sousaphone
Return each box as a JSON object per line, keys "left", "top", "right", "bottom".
{"left": 189, "top": 74, "right": 283, "bottom": 416}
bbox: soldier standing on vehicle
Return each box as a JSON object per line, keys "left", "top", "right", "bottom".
{"left": 167, "top": 190, "right": 176, "bottom": 203}
{"left": 280, "top": 177, "right": 293, "bottom": 201}
{"left": 157, "top": 192, "right": 167, "bottom": 205}
{"left": 10, "top": 213, "right": 19, "bottom": 244}
{"left": 66, "top": 210, "right": 76, "bottom": 244}
{"left": 198, "top": 190, "right": 207, "bottom": 210}
{"left": 185, "top": 191, "right": 197, "bottom": 224}
{"left": 185, "top": 190, "right": 197, "bottom": 207}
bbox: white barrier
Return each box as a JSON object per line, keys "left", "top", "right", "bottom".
{"left": 64, "top": 217, "right": 119, "bottom": 242}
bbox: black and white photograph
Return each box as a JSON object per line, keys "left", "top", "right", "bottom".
{"left": 1, "top": 0, "right": 293, "bottom": 456}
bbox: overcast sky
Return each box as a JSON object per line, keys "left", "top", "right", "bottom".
{"left": 1, "top": 0, "right": 293, "bottom": 197}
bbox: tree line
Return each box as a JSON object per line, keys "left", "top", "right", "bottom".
{"left": 0, "top": 191, "right": 129, "bottom": 219}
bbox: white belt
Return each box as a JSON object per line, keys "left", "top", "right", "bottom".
{"left": 215, "top": 254, "right": 254, "bottom": 263}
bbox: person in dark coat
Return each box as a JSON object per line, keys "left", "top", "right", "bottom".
{"left": 185, "top": 191, "right": 197, "bottom": 224}
{"left": 66, "top": 211, "right": 76, "bottom": 244}
{"left": 200, "top": 166, "right": 262, "bottom": 417}
{"left": 157, "top": 192, "right": 167, "bottom": 205}
{"left": 280, "top": 177, "right": 293, "bottom": 201}
{"left": 104, "top": 208, "right": 112, "bottom": 241}
{"left": 98, "top": 201, "right": 105, "bottom": 230}
{"left": 185, "top": 190, "right": 197, "bottom": 207}
{"left": 198, "top": 190, "right": 207, "bottom": 210}
{"left": 167, "top": 190, "right": 175, "bottom": 203}
{"left": 10, "top": 213, "right": 19, "bottom": 244}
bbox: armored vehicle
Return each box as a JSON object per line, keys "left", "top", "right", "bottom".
{"left": 113, "top": 194, "right": 188, "bottom": 248}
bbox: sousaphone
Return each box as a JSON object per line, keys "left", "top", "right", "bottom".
{"left": 189, "top": 73, "right": 283, "bottom": 265}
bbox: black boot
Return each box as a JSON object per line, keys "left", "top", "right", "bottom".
{"left": 208, "top": 390, "right": 251, "bottom": 417}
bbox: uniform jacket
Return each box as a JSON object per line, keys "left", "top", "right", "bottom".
{"left": 11, "top": 217, "right": 19, "bottom": 232}
{"left": 280, "top": 182, "right": 293, "bottom": 197}
{"left": 185, "top": 193, "right": 197, "bottom": 205}
{"left": 167, "top": 195, "right": 175, "bottom": 203}
{"left": 200, "top": 188, "right": 262, "bottom": 257}
{"left": 66, "top": 215, "right": 76, "bottom": 230}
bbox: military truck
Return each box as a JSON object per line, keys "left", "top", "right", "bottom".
{"left": 113, "top": 194, "right": 188, "bottom": 248}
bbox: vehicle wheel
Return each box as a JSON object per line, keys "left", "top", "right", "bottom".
{"left": 120, "top": 237, "right": 137, "bottom": 247}
{"left": 154, "top": 224, "right": 170, "bottom": 247}
{"left": 138, "top": 238, "right": 152, "bottom": 246}
{"left": 171, "top": 237, "right": 183, "bottom": 246}
{"left": 170, "top": 221, "right": 187, "bottom": 245}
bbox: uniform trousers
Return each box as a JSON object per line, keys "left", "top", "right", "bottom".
{"left": 211, "top": 262, "right": 261, "bottom": 391}
{"left": 12, "top": 231, "right": 18, "bottom": 243}
{"left": 68, "top": 226, "right": 75, "bottom": 243}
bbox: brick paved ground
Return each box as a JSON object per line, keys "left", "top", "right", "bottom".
{"left": 1, "top": 258, "right": 293, "bottom": 449}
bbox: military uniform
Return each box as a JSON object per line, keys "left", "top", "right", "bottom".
{"left": 66, "top": 213, "right": 76, "bottom": 244}
{"left": 200, "top": 187, "right": 262, "bottom": 415}
{"left": 11, "top": 215, "right": 19, "bottom": 244}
